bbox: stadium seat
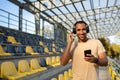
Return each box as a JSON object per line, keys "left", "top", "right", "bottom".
{"left": 39, "top": 41, "right": 46, "bottom": 47}
{"left": 40, "top": 58, "right": 48, "bottom": 67}
{"left": 44, "top": 47, "right": 53, "bottom": 55}
{"left": 15, "top": 45, "right": 26, "bottom": 56}
{"left": 68, "top": 69, "right": 73, "bottom": 79}
{"left": 52, "top": 43, "right": 56, "bottom": 48}
{"left": 51, "top": 56, "right": 56, "bottom": 67}
{"left": 0, "top": 32, "right": 4, "bottom": 35}
{"left": 37, "top": 46, "right": 44, "bottom": 55}
{"left": 52, "top": 47, "right": 60, "bottom": 54}
{"left": 64, "top": 71, "right": 69, "bottom": 80}
{"left": 0, "top": 45, "right": 11, "bottom": 56}
{"left": 7, "top": 36, "right": 21, "bottom": 44}
{"left": 1, "top": 61, "right": 26, "bottom": 80}
{"left": 60, "top": 48, "right": 63, "bottom": 53}
{"left": 51, "top": 78, "right": 57, "bottom": 80}
{"left": 18, "top": 60, "right": 38, "bottom": 75}
{"left": 30, "top": 59, "right": 47, "bottom": 72}
{"left": 0, "top": 33, "right": 10, "bottom": 44}
{"left": 55, "top": 56, "right": 60, "bottom": 66}
{"left": 58, "top": 74, "right": 64, "bottom": 80}
{"left": 39, "top": 41, "right": 53, "bottom": 55}
{"left": 51, "top": 56, "right": 60, "bottom": 67}
{"left": 25, "top": 46, "right": 39, "bottom": 55}
{"left": 6, "top": 45, "right": 16, "bottom": 55}
{"left": 46, "top": 57, "right": 52, "bottom": 66}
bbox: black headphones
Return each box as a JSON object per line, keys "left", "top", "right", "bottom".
{"left": 73, "top": 21, "right": 89, "bottom": 34}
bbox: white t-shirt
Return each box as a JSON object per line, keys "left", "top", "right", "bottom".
{"left": 70, "top": 39, "right": 106, "bottom": 80}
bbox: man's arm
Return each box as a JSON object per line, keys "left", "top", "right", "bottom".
{"left": 60, "top": 42, "right": 72, "bottom": 66}
{"left": 97, "top": 52, "right": 108, "bottom": 66}
{"left": 84, "top": 52, "right": 108, "bottom": 66}
{"left": 60, "top": 33, "right": 74, "bottom": 66}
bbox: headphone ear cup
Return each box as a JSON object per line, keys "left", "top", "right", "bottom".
{"left": 86, "top": 26, "right": 89, "bottom": 33}
{"left": 73, "top": 28, "right": 76, "bottom": 34}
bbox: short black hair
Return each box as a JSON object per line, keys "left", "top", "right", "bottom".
{"left": 74, "top": 21, "right": 87, "bottom": 27}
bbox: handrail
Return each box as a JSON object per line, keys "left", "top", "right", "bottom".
{"left": 0, "top": 8, "right": 35, "bottom": 34}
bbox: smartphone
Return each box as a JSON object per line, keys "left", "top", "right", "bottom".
{"left": 84, "top": 49, "right": 91, "bottom": 57}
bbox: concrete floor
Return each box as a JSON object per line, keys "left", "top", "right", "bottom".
{"left": 99, "top": 67, "right": 111, "bottom": 80}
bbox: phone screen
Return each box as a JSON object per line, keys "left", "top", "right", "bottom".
{"left": 84, "top": 49, "right": 91, "bottom": 57}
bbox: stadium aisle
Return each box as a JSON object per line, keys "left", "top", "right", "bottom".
{"left": 99, "top": 67, "right": 111, "bottom": 80}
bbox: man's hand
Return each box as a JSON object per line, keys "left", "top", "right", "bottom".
{"left": 84, "top": 54, "right": 98, "bottom": 63}
{"left": 67, "top": 32, "right": 75, "bottom": 43}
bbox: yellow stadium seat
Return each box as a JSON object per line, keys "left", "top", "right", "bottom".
{"left": 39, "top": 41, "right": 46, "bottom": 47}
{"left": 26, "top": 46, "right": 39, "bottom": 55}
{"left": 30, "top": 59, "right": 47, "bottom": 72}
{"left": 55, "top": 56, "right": 60, "bottom": 66}
{"left": 51, "top": 56, "right": 56, "bottom": 67}
{"left": 1, "top": 61, "right": 26, "bottom": 80}
{"left": 68, "top": 69, "right": 73, "bottom": 79}
{"left": 51, "top": 78, "right": 57, "bottom": 80}
{"left": 44, "top": 47, "right": 53, "bottom": 55}
{"left": 51, "top": 56, "right": 60, "bottom": 67}
{"left": 18, "top": 60, "right": 38, "bottom": 75}
{"left": 60, "top": 48, "right": 63, "bottom": 53}
{"left": 58, "top": 74, "right": 64, "bottom": 80}
{"left": 7, "top": 36, "right": 21, "bottom": 44}
{"left": 52, "top": 43, "right": 56, "bottom": 48}
{"left": 111, "top": 70, "right": 116, "bottom": 80}
{"left": 52, "top": 48, "right": 59, "bottom": 54}
{"left": 0, "top": 45, "right": 11, "bottom": 56}
{"left": 64, "top": 71, "right": 69, "bottom": 80}
{"left": 39, "top": 41, "right": 53, "bottom": 55}
{"left": 0, "top": 32, "right": 4, "bottom": 35}
{"left": 46, "top": 57, "right": 52, "bottom": 66}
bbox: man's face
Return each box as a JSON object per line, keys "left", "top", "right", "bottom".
{"left": 75, "top": 23, "right": 87, "bottom": 41}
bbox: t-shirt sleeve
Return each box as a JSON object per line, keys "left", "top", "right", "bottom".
{"left": 97, "top": 40, "right": 106, "bottom": 54}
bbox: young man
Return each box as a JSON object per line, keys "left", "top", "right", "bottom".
{"left": 60, "top": 21, "right": 108, "bottom": 80}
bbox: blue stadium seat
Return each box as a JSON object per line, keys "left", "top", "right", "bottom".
{"left": 15, "top": 45, "right": 26, "bottom": 56}
{"left": 40, "top": 58, "right": 48, "bottom": 67}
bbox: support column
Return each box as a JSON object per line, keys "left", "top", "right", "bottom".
{"left": 35, "top": 13, "right": 40, "bottom": 35}
{"left": 19, "top": 7, "right": 23, "bottom": 31}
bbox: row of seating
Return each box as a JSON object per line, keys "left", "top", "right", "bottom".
{"left": 46, "top": 56, "right": 61, "bottom": 67}
{"left": 107, "top": 58, "right": 120, "bottom": 80}
{"left": 0, "top": 43, "right": 64, "bottom": 56}
{"left": 0, "top": 33, "right": 63, "bottom": 56}
{"left": 0, "top": 56, "right": 61, "bottom": 80}
{"left": 0, "top": 27, "right": 64, "bottom": 49}
{"left": 0, "top": 59, "right": 47, "bottom": 80}
{"left": 51, "top": 68, "right": 73, "bottom": 80}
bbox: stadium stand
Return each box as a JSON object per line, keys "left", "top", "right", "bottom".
{"left": 0, "top": 25, "right": 70, "bottom": 80}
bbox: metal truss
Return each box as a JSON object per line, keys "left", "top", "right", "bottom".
{"left": 9, "top": 0, "right": 120, "bottom": 38}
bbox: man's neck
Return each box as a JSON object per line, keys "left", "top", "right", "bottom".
{"left": 78, "top": 38, "right": 88, "bottom": 43}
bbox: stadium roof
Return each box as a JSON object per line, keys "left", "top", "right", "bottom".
{"left": 9, "top": 0, "right": 120, "bottom": 38}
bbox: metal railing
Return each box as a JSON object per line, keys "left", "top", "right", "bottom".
{"left": 0, "top": 9, "right": 35, "bottom": 34}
